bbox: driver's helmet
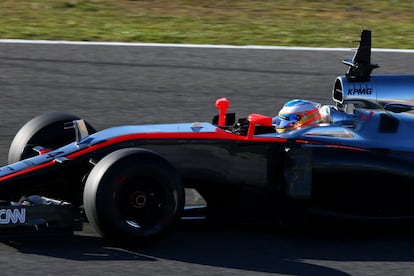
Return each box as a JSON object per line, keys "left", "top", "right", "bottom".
{"left": 273, "top": 99, "right": 321, "bottom": 132}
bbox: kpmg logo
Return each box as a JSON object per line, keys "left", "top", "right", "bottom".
{"left": 347, "top": 84, "right": 373, "bottom": 96}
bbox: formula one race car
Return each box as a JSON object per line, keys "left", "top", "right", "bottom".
{"left": 1, "top": 29, "right": 414, "bottom": 245}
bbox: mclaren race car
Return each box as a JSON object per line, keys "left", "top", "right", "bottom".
{"left": 1, "top": 29, "right": 414, "bottom": 244}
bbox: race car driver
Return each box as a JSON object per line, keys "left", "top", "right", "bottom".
{"left": 273, "top": 98, "right": 362, "bottom": 133}
{"left": 272, "top": 99, "right": 323, "bottom": 133}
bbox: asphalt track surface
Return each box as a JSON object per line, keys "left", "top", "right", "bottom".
{"left": 1, "top": 41, "right": 414, "bottom": 275}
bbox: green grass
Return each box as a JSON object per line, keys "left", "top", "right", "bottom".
{"left": 1, "top": 0, "right": 414, "bottom": 48}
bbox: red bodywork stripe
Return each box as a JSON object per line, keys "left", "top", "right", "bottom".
{"left": 0, "top": 131, "right": 287, "bottom": 182}
{"left": 295, "top": 139, "right": 368, "bottom": 151}
{"left": 68, "top": 131, "right": 287, "bottom": 159}
{"left": 0, "top": 161, "right": 55, "bottom": 181}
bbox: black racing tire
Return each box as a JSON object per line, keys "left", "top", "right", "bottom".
{"left": 83, "top": 148, "right": 185, "bottom": 246}
{"left": 8, "top": 111, "right": 96, "bottom": 164}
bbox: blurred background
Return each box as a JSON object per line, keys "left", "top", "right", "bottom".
{"left": 1, "top": 0, "right": 414, "bottom": 48}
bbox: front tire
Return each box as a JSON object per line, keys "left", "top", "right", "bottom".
{"left": 83, "top": 148, "right": 185, "bottom": 245}
{"left": 8, "top": 111, "right": 96, "bottom": 163}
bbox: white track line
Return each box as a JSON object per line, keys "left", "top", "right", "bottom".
{"left": 0, "top": 39, "right": 414, "bottom": 53}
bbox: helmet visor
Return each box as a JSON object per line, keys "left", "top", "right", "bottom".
{"left": 273, "top": 113, "right": 300, "bottom": 129}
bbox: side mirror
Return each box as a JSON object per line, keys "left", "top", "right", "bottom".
{"left": 247, "top": 113, "right": 273, "bottom": 138}
{"left": 215, "top": 98, "right": 230, "bottom": 127}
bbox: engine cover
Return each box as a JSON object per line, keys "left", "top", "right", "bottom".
{"left": 333, "top": 75, "right": 414, "bottom": 106}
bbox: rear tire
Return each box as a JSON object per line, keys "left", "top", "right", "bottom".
{"left": 83, "top": 148, "right": 185, "bottom": 246}
{"left": 8, "top": 111, "right": 96, "bottom": 163}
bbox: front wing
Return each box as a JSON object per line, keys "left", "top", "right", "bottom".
{"left": 0, "top": 203, "right": 77, "bottom": 237}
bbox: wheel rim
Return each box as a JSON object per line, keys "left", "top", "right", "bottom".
{"left": 117, "top": 176, "right": 169, "bottom": 229}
